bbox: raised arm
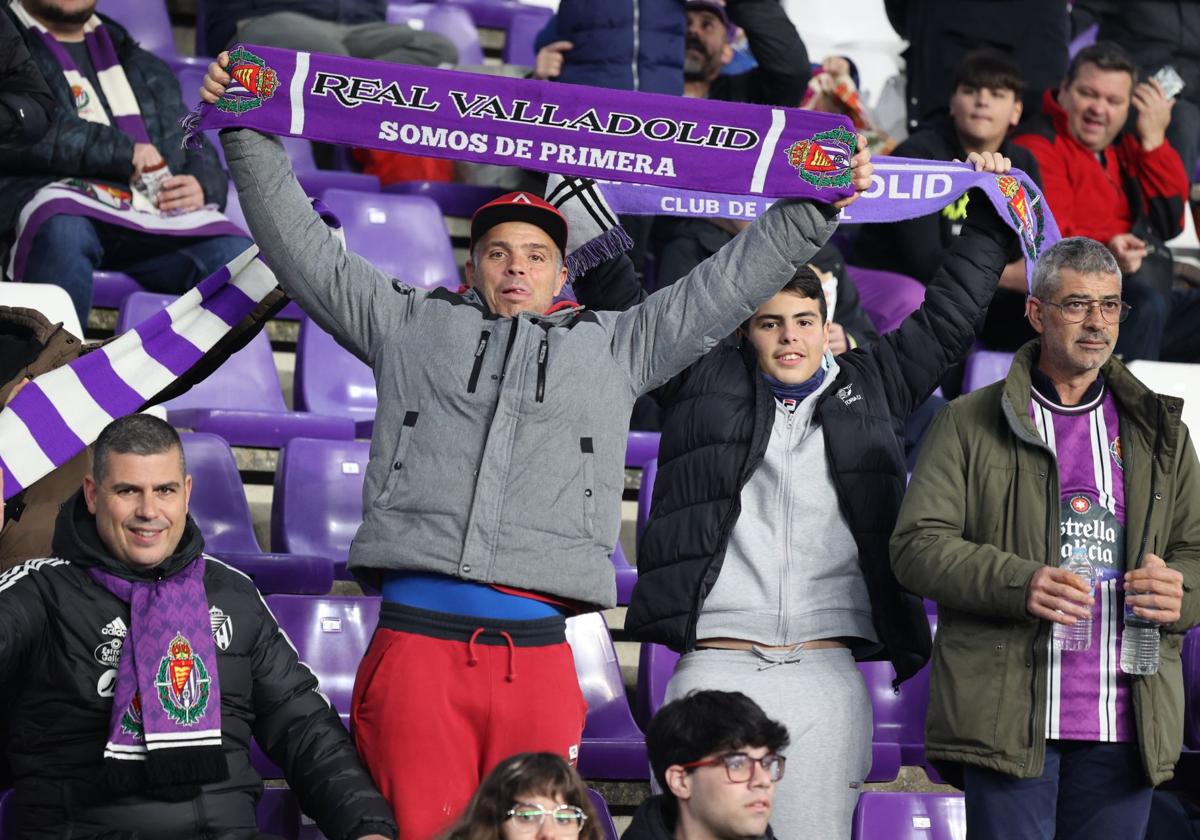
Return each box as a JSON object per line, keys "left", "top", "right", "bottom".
{"left": 205, "top": 55, "right": 418, "bottom": 365}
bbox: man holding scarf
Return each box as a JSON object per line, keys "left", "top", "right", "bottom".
{"left": 0, "top": 414, "right": 395, "bottom": 839}
{"left": 201, "top": 48, "right": 872, "bottom": 838}
{"left": 0, "top": 0, "right": 251, "bottom": 324}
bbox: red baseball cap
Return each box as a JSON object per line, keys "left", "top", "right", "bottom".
{"left": 469, "top": 191, "right": 569, "bottom": 257}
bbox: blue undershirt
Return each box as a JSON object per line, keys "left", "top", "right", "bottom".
{"left": 762, "top": 364, "right": 827, "bottom": 406}
{"left": 381, "top": 571, "right": 562, "bottom": 620}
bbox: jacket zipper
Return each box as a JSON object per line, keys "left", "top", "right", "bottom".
{"left": 536, "top": 336, "right": 549, "bottom": 402}
{"left": 467, "top": 330, "right": 491, "bottom": 393}
{"left": 631, "top": 0, "right": 641, "bottom": 90}
{"left": 778, "top": 407, "right": 796, "bottom": 642}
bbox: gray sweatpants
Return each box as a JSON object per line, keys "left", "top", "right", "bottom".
{"left": 234, "top": 12, "right": 458, "bottom": 67}
{"left": 664, "top": 646, "right": 872, "bottom": 840}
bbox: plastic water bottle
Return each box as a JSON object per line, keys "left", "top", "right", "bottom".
{"left": 1120, "top": 579, "right": 1161, "bottom": 675}
{"left": 1053, "top": 546, "right": 1094, "bottom": 651}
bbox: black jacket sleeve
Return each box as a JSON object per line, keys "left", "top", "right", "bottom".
{"left": 862, "top": 191, "right": 1012, "bottom": 422}
{"left": 0, "top": 11, "right": 54, "bottom": 146}
{"left": 249, "top": 601, "right": 396, "bottom": 840}
{"left": 723, "top": 0, "right": 810, "bottom": 106}
{"left": 0, "top": 564, "right": 51, "bottom": 681}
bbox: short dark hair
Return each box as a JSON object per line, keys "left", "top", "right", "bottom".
{"left": 92, "top": 414, "right": 185, "bottom": 486}
{"left": 741, "top": 265, "right": 827, "bottom": 334}
{"left": 953, "top": 49, "right": 1026, "bottom": 97}
{"left": 1066, "top": 42, "right": 1137, "bottom": 87}
{"left": 647, "top": 690, "right": 790, "bottom": 796}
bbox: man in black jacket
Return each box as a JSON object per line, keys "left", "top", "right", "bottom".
{"left": 0, "top": 9, "right": 53, "bottom": 146}
{"left": 0, "top": 1, "right": 251, "bottom": 324}
{"left": 0, "top": 414, "right": 395, "bottom": 840}
{"left": 577, "top": 153, "right": 1014, "bottom": 840}
{"left": 852, "top": 49, "right": 1044, "bottom": 351}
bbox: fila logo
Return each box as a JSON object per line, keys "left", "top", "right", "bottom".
{"left": 102, "top": 617, "right": 128, "bottom": 638}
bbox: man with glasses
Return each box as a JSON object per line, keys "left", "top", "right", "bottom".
{"left": 892, "top": 236, "right": 1200, "bottom": 840}
{"left": 625, "top": 690, "right": 788, "bottom": 840}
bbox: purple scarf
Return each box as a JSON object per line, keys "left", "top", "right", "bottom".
{"left": 87, "top": 556, "right": 226, "bottom": 799}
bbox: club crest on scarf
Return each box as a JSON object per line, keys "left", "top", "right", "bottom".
{"left": 120, "top": 693, "right": 145, "bottom": 739}
{"left": 218, "top": 47, "right": 280, "bottom": 115}
{"left": 785, "top": 126, "right": 855, "bottom": 189}
{"left": 996, "top": 174, "right": 1046, "bottom": 261}
{"left": 155, "top": 633, "right": 212, "bottom": 725}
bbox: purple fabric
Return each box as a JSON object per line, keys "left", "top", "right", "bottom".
{"left": 133, "top": 309, "right": 205, "bottom": 377}
{"left": 6, "top": 383, "right": 86, "bottom": 466}
{"left": 187, "top": 44, "right": 859, "bottom": 201}
{"left": 72, "top": 349, "right": 150, "bottom": 418}
{"left": 87, "top": 556, "right": 224, "bottom": 784}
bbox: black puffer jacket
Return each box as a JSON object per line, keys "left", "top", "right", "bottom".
{"left": 614, "top": 203, "right": 1012, "bottom": 684}
{"left": 0, "top": 9, "right": 54, "bottom": 146}
{"left": 0, "top": 8, "right": 228, "bottom": 243}
{"left": 0, "top": 493, "right": 396, "bottom": 840}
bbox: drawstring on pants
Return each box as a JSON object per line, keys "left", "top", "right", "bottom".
{"left": 752, "top": 644, "right": 809, "bottom": 672}
{"left": 465, "top": 627, "right": 518, "bottom": 682}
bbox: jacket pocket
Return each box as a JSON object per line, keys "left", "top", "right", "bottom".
{"left": 581, "top": 437, "right": 596, "bottom": 536}
{"left": 926, "top": 619, "right": 1020, "bottom": 755}
{"left": 376, "top": 408, "right": 420, "bottom": 508}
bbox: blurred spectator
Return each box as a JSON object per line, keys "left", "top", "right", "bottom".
{"left": 0, "top": 414, "right": 396, "bottom": 839}
{"left": 893, "top": 236, "right": 1200, "bottom": 840}
{"left": 201, "top": 0, "right": 457, "bottom": 66}
{"left": 437, "top": 753, "right": 603, "bottom": 840}
{"left": 853, "top": 50, "right": 1042, "bottom": 352}
{"left": 885, "top": 0, "right": 1069, "bottom": 133}
{"left": 802, "top": 56, "right": 897, "bottom": 156}
{"left": 1072, "top": 1, "right": 1200, "bottom": 190}
{"left": 0, "top": 8, "right": 54, "bottom": 146}
{"left": 628, "top": 691, "right": 787, "bottom": 840}
{"left": 0, "top": 1, "right": 251, "bottom": 325}
{"left": 1014, "top": 42, "right": 1200, "bottom": 362}
{"left": 532, "top": 0, "right": 685, "bottom": 95}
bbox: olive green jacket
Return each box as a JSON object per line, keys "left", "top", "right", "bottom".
{"left": 891, "top": 340, "right": 1200, "bottom": 787}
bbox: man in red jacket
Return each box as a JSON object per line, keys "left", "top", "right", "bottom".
{"left": 1015, "top": 42, "right": 1200, "bottom": 362}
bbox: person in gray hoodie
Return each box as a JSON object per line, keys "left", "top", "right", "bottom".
{"left": 200, "top": 55, "right": 872, "bottom": 838}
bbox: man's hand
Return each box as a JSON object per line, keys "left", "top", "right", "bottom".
{"left": 1026, "top": 565, "right": 1093, "bottom": 624}
{"left": 200, "top": 52, "right": 232, "bottom": 104}
{"left": 1125, "top": 553, "right": 1185, "bottom": 625}
{"left": 827, "top": 321, "right": 850, "bottom": 355}
{"left": 1133, "top": 78, "right": 1174, "bottom": 152}
{"left": 958, "top": 150, "right": 1012, "bottom": 174}
{"left": 132, "top": 142, "right": 164, "bottom": 177}
{"left": 1107, "top": 232, "right": 1147, "bottom": 275}
{"left": 532, "top": 40, "right": 573, "bottom": 81}
{"left": 157, "top": 175, "right": 205, "bottom": 213}
{"left": 999, "top": 258, "right": 1027, "bottom": 292}
{"left": 832, "top": 133, "right": 873, "bottom": 210}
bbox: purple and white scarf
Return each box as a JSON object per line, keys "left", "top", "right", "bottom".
{"left": 88, "top": 555, "right": 226, "bottom": 798}
{"left": 6, "top": 2, "right": 243, "bottom": 281}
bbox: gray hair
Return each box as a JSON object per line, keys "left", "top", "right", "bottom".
{"left": 1030, "top": 237, "right": 1121, "bottom": 300}
{"left": 92, "top": 414, "right": 185, "bottom": 486}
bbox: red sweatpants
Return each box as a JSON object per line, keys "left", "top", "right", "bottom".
{"left": 351, "top": 621, "right": 587, "bottom": 840}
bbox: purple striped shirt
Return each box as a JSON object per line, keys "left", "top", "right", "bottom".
{"left": 1030, "top": 381, "right": 1134, "bottom": 743}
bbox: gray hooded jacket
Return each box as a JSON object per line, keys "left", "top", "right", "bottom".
{"left": 222, "top": 129, "right": 838, "bottom": 609}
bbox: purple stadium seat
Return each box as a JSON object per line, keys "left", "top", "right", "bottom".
{"left": 625, "top": 431, "right": 660, "bottom": 469}
{"left": 612, "top": 541, "right": 636, "bottom": 606}
{"left": 91, "top": 270, "right": 143, "bottom": 311}
{"left": 179, "top": 433, "right": 334, "bottom": 595}
{"left": 318, "top": 190, "right": 460, "bottom": 290}
{"left": 385, "top": 3, "right": 485, "bottom": 64}
{"left": 857, "top": 662, "right": 907, "bottom": 783}
{"left": 96, "top": 0, "right": 202, "bottom": 69}
{"left": 587, "top": 789, "right": 619, "bottom": 840}
{"left": 846, "top": 265, "right": 926, "bottom": 334}
{"left": 962, "top": 348, "right": 1014, "bottom": 393}
{"left": 441, "top": 0, "right": 544, "bottom": 34}
{"left": 1069, "top": 23, "right": 1099, "bottom": 58}
{"left": 1185, "top": 628, "right": 1200, "bottom": 750}
{"left": 502, "top": 8, "right": 554, "bottom": 66}
{"left": 634, "top": 642, "right": 679, "bottom": 731}
{"left": 116, "top": 292, "right": 354, "bottom": 448}
{"left": 637, "top": 457, "right": 657, "bottom": 545}
{"left": 281, "top": 137, "right": 383, "bottom": 195}
{"left": 852, "top": 792, "right": 965, "bottom": 840}
{"left": 293, "top": 318, "right": 377, "bottom": 438}
{"left": 383, "top": 181, "right": 506, "bottom": 219}
{"left": 566, "top": 612, "right": 648, "bottom": 779}
{"left": 271, "top": 438, "right": 372, "bottom": 579}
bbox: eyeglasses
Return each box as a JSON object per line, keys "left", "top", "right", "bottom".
{"left": 680, "top": 752, "right": 787, "bottom": 783}
{"left": 505, "top": 804, "right": 588, "bottom": 835}
{"left": 1035, "top": 297, "right": 1132, "bottom": 324}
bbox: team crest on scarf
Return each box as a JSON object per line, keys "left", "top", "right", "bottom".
{"left": 70, "top": 83, "right": 89, "bottom": 110}
{"left": 996, "top": 174, "right": 1046, "bottom": 261}
{"left": 218, "top": 47, "right": 280, "bottom": 115}
{"left": 785, "top": 126, "right": 855, "bottom": 189}
{"left": 155, "top": 633, "right": 211, "bottom": 725}
{"left": 63, "top": 178, "right": 133, "bottom": 210}
{"left": 120, "top": 693, "right": 145, "bottom": 739}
